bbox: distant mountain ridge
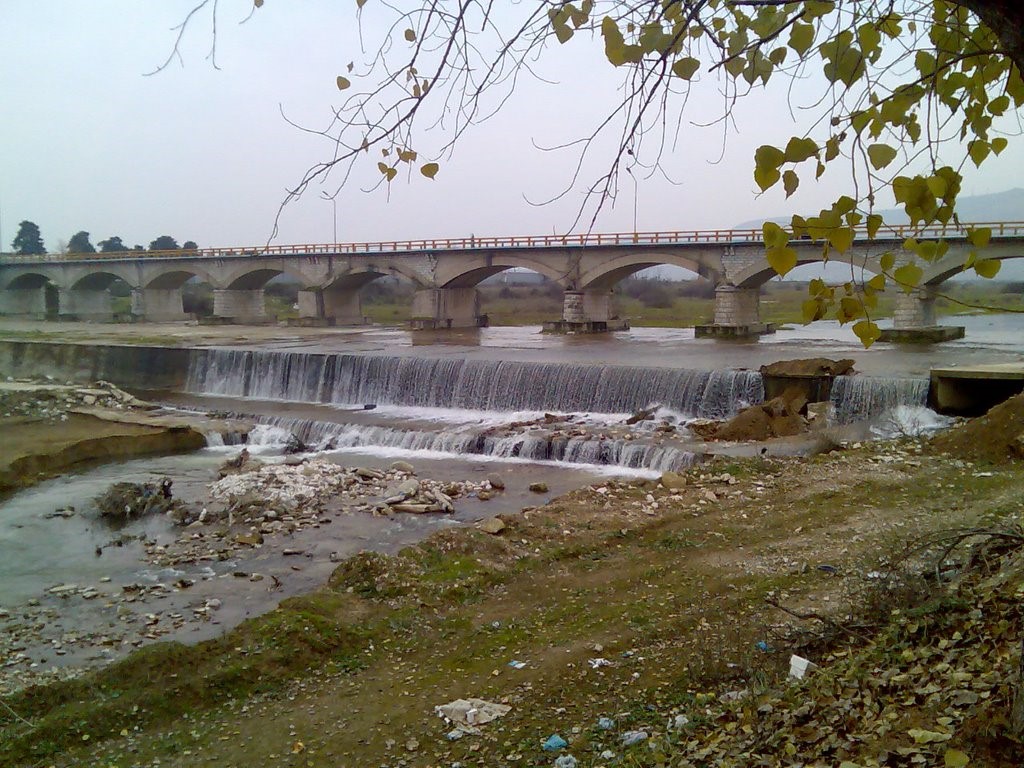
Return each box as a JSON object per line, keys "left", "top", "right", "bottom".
{"left": 733, "top": 188, "right": 1024, "bottom": 229}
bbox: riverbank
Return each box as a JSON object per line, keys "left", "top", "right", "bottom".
{"left": 3, "top": 404, "right": 1023, "bottom": 766}
{"left": 0, "top": 381, "right": 218, "bottom": 500}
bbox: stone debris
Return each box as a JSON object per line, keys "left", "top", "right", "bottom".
{"left": 0, "top": 379, "right": 145, "bottom": 422}
{"left": 94, "top": 480, "right": 182, "bottom": 522}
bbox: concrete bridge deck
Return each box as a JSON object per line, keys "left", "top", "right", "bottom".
{"left": 2, "top": 222, "right": 1022, "bottom": 339}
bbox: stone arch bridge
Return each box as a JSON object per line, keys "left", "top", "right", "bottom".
{"left": 1, "top": 223, "right": 1022, "bottom": 337}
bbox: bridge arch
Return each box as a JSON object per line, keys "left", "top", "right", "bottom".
{"left": 578, "top": 251, "right": 718, "bottom": 290}
{"left": 924, "top": 247, "right": 1024, "bottom": 285}
{"left": 436, "top": 256, "right": 567, "bottom": 288}
{"left": 70, "top": 270, "right": 137, "bottom": 291}
{"left": 324, "top": 263, "right": 430, "bottom": 290}
{"left": 732, "top": 251, "right": 886, "bottom": 289}
{"left": 2, "top": 270, "right": 55, "bottom": 290}
{"left": 144, "top": 267, "right": 217, "bottom": 290}
{"left": 220, "top": 265, "right": 315, "bottom": 290}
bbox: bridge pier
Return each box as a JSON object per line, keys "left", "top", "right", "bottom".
{"left": 0, "top": 287, "right": 50, "bottom": 319}
{"left": 212, "top": 289, "right": 270, "bottom": 324}
{"left": 410, "top": 288, "right": 486, "bottom": 329}
{"left": 542, "top": 290, "right": 628, "bottom": 333}
{"left": 695, "top": 286, "right": 775, "bottom": 338}
{"left": 58, "top": 288, "right": 114, "bottom": 322}
{"left": 878, "top": 287, "right": 964, "bottom": 343}
{"left": 131, "top": 288, "right": 189, "bottom": 322}
{"left": 296, "top": 288, "right": 366, "bottom": 326}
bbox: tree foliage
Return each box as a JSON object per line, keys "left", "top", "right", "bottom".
{"left": 67, "top": 231, "right": 96, "bottom": 254}
{"left": 184, "top": 1, "right": 1023, "bottom": 345}
{"left": 12, "top": 220, "right": 45, "bottom": 255}
{"left": 98, "top": 235, "right": 129, "bottom": 253}
{"left": 149, "top": 235, "right": 180, "bottom": 251}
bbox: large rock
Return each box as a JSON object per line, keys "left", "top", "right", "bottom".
{"left": 478, "top": 517, "right": 506, "bottom": 535}
{"left": 660, "top": 471, "right": 687, "bottom": 490}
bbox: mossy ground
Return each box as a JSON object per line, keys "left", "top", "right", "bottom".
{"left": 3, "top": 435, "right": 1023, "bottom": 767}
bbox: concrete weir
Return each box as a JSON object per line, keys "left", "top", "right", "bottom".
{"left": 930, "top": 363, "right": 1024, "bottom": 416}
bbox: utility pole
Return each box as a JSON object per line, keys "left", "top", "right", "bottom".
{"left": 320, "top": 192, "right": 337, "bottom": 246}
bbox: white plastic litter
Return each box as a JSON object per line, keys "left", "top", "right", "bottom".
{"left": 789, "top": 654, "right": 818, "bottom": 680}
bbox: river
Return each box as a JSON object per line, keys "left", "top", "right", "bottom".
{"left": 1, "top": 313, "right": 1022, "bottom": 689}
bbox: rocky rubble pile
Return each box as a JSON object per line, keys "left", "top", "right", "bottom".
{"left": 139, "top": 459, "right": 497, "bottom": 568}
{"left": 690, "top": 387, "right": 816, "bottom": 442}
{"left": 0, "top": 379, "right": 145, "bottom": 421}
{"left": 94, "top": 480, "right": 183, "bottom": 522}
{"left": 209, "top": 458, "right": 492, "bottom": 515}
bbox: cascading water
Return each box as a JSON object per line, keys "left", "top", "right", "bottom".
{"left": 829, "top": 375, "right": 931, "bottom": 424}
{"left": 235, "top": 413, "right": 699, "bottom": 473}
{"left": 185, "top": 349, "right": 763, "bottom": 418}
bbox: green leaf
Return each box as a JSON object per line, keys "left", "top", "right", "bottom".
{"left": 866, "top": 274, "right": 886, "bottom": 291}
{"left": 880, "top": 252, "right": 896, "bottom": 271}
{"left": 968, "top": 227, "right": 992, "bottom": 248}
{"left": 988, "top": 95, "right": 1010, "bottom": 115}
{"left": 894, "top": 262, "right": 923, "bottom": 291}
{"left": 828, "top": 226, "right": 854, "bottom": 253}
{"left": 377, "top": 162, "right": 397, "bottom": 181}
{"left": 852, "top": 320, "right": 881, "bottom": 348}
{"left": 762, "top": 221, "right": 788, "bottom": 248}
{"left": 992, "top": 137, "right": 1008, "bottom": 155}
{"left": 420, "top": 162, "right": 439, "bottom": 179}
{"left": 336, "top": 75, "right": 351, "bottom": 90}
{"left": 867, "top": 143, "right": 898, "bottom": 170}
{"left": 784, "top": 137, "right": 819, "bottom": 163}
{"left": 755, "top": 144, "right": 785, "bottom": 170}
{"left": 944, "top": 748, "right": 970, "bottom": 768}
{"left": 403, "top": 28, "right": 416, "bottom": 42}
{"left": 601, "top": 17, "right": 639, "bottom": 65}
{"left": 754, "top": 166, "right": 780, "bottom": 192}
{"left": 789, "top": 22, "right": 815, "bottom": 55}
{"left": 802, "top": 298, "right": 825, "bottom": 323}
{"left": 782, "top": 170, "right": 799, "bottom": 198}
{"left": 974, "top": 258, "right": 1001, "bottom": 278}
{"left": 968, "top": 140, "right": 990, "bottom": 167}
{"left": 839, "top": 296, "right": 865, "bottom": 321}
{"left": 766, "top": 245, "right": 798, "bottom": 276}
{"left": 754, "top": 145, "right": 784, "bottom": 190}
{"left": 866, "top": 213, "right": 883, "bottom": 238}
{"left": 671, "top": 57, "right": 700, "bottom": 80}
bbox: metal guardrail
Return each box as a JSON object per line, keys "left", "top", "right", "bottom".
{"left": 2, "top": 221, "right": 1022, "bottom": 264}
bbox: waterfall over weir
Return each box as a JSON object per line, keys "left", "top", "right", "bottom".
{"left": 245, "top": 416, "right": 699, "bottom": 473}
{"left": 829, "top": 375, "right": 930, "bottom": 424}
{"left": 186, "top": 349, "right": 765, "bottom": 419}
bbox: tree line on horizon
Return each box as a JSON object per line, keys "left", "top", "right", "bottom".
{"left": 9, "top": 220, "right": 197, "bottom": 256}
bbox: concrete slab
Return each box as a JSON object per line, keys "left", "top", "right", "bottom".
{"left": 878, "top": 326, "right": 965, "bottom": 343}
{"left": 694, "top": 323, "right": 776, "bottom": 339}
{"left": 930, "top": 363, "right": 1024, "bottom": 415}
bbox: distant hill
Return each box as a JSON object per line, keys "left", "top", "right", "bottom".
{"left": 733, "top": 188, "right": 1024, "bottom": 229}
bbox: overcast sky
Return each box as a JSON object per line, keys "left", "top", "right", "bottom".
{"left": 2, "top": 1, "right": 1021, "bottom": 258}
